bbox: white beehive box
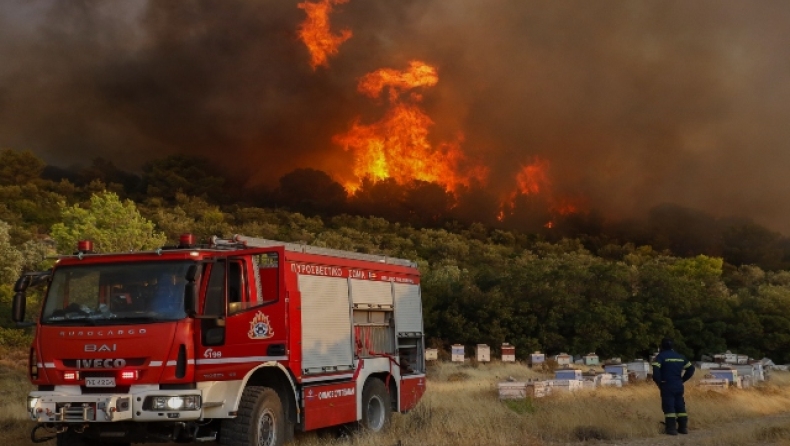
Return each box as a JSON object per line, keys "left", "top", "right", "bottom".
{"left": 597, "top": 373, "right": 623, "bottom": 387}
{"left": 582, "top": 380, "right": 597, "bottom": 390}
{"left": 548, "top": 379, "right": 583, "bottom": 392}
{"left": 710, "top": 368, "right": 738, "bottom": 384}
{"left": 498, "top": 381, "right": 551, "bottom": 399}
{"left": 626, "top": 360, "right": 650, "bottom": 380}
{"left": 698, "top": 362, "right": 721, "bottom": 370}
{"left": 724, "top": 353, "right": 749, "bottom": 365}
{"left": 425, "top": 348, "right": 438, "bottom": 361}
{"left": 583, "top": 353, "right": 599, "bottom": 366}
{"left": 451, "top": 344, "right": 465, "bottom": 362}
{"left": 527, "top": 381, "right": 551, "bottom": 398}
{"left": 733, "top": 364, "right": 765, "bottom": 381}
{"left": 476, "top": 344, "right": 491, "bottom": 362}
{"left": 699, "top": 378, "right": 729, "bottom": 391}
{"left": 498, "top": 382, "right": 527, "bottom": 400}
{"left": 604, "top": 364, "right": 629, "bottom": 382}
{"left": 501, "top": 343, "right": 516, "bottom": 362}
{"left": 555, "top": 353, "right": 572, "bottom": 366}
{"left": 555, "top": 369, "right": 582, "bottom": 380}
{"left": 530, "top": 351, "right": 545, "bottom": 365}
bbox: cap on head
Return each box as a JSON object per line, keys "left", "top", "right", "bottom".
{"left": 660, "top": 337, "right": 674, "bottom": 351}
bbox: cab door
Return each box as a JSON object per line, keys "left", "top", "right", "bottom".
{"left": 195, "top": 252, "right": 287, "bottom": 381}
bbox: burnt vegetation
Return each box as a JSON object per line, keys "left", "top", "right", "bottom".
{"left": 4, "top": 148, "right": 790, "bottom": 363}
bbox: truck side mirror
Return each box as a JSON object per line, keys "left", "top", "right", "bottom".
{"left": 14, "top": 275, "right": 29, "bottom": 292}
{"left": 12, "top": 275, "right": 31, "bottom": 324}
{"left": 12, "top": 291, "right": 25, "bottom": 323}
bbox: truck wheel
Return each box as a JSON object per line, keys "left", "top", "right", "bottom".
{"left": 360, "top": 378, "right": 392, "bottom": 432}
{"left": 220, "top": 386, "right": 286, "bottom": 446}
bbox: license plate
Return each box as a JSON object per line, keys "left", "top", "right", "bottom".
{"left": 85, "top": 377, "right": 116, "bottom": 387}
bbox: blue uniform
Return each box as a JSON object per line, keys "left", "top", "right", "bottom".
{"left": 652, "top": 349, "right": 694, "bottom": 419}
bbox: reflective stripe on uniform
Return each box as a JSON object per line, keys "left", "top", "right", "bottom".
{"left": 677, "top": 412, "right": 688, "bottom": 417}
{"left": 665, "top": 413, "right": 677, "bottom": 417}
{"left": 652, "top": 362, "right": 661, "bottom": 367}
{"left": 683, "top": 362, "right": 692, "bottom": 369}
{"left": 665, "top": 358, "right": 684, "bottom": 362}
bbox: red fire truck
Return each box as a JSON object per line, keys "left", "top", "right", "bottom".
{"left": 12, "top": 234, "right": 426, "bottom": 446}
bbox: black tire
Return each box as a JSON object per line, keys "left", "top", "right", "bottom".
{"left": 220, "top": 386, "right": 287, "bottom": 446}
{"left": 359, "top": 378, "right": 392, "bottom": 433}
{"left": 56, "top": 433, "right": 83, "bottom": 446}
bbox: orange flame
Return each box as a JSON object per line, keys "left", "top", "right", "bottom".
{"left": 335, "top": 61, "right": 487, "bottom": 193}
{"left": 499, "top": 158, "right": 585, "bottom": 224}
{"left": 297, "top": 0, "right": 352, "bottom": 69}
{"left": 514, "top": 158, "right": 550, "bottom": 195}
{"left": 358, "top": 61, "right": 439, "bottom": 101}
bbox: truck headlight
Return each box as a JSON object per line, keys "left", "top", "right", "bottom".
{"left": 144, "top": 395, "right": 201, "bottom": 411}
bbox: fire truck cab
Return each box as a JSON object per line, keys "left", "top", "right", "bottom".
{"left": 12, "top": 235, "right": 426, "bottom": 446}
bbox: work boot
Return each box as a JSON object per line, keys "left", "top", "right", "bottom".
{"left": 664, "top": 417, "right": 678, "bottom": 435}
{"left": 677, "top": 416, "right": 688, "bottom": 434}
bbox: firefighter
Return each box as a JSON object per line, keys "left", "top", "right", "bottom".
{"left": 652, "top": 337, "right": 695, "bottom": 435}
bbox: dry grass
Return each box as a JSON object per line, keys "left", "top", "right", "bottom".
{"left": 297, "top": 362, "right": 790, "bottom": 446}
{"left": 4, "top": 359, "right": 790, "bottom": 445}
{"left": 0, "top": 347, "right": 35, "bottom": 445}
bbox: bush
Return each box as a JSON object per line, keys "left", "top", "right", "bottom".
{"left": 0, "top": 327, "right": 33, "bottom": 349}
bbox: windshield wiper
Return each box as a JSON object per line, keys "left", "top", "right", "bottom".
{"left": 43, "top": 317, "right": 98, "bottom": 325}
{"left": 113, "top": 316, "right": 169, "bottom": 323}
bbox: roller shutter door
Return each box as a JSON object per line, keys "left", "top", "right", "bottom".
{"left": 350, "top": 279, "right": 392, "bottom": 307}
{"left": 394, "top": 283, "right": 423, "bottom": 334}
{"left": 299, "top": 275, "right": 353, "bottom": 373}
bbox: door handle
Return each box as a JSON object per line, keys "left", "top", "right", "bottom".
{"left": 267, "top": 344, "right": 286, "bottom": 356}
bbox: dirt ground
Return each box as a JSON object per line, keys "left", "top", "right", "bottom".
{"left": 15, "top": 412, "right": 790, "bottom": 446}
{"left": 591, "top": 412, "right": 790, "bottom": 446}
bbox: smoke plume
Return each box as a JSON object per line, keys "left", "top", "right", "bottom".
{"left": 1, "top": 1, "right": 790, "bottom": 231}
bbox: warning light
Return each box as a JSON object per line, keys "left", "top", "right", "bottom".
{"left": 179, "top": 234, "right": 195, "bottom": 248}
{"left": 77, "top": 240, "right": 94, "bottom": 253}
{"left": 119, "top": 370, "right": 139, "bottom": 381}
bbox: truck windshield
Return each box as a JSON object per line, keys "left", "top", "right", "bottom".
{"left": 41, "top": 261, "right": 194, "bottom": 325}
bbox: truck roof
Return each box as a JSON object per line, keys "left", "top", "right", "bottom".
{"left": 55, "top": 234, "right": 419, "bottom": 270}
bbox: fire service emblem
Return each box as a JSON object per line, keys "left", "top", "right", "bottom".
{"left": 248, "top": 311, "right": 274, "bottom": 340}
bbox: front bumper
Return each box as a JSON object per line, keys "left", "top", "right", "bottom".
{"left": 28, "top": 385, "right": 202, "bottom": 423}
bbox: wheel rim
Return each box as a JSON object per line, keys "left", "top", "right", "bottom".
{"left": 367, "top": 395, "right": 385, "bottom": 431}
{"left": 256, "top": 408, "right": 277, "bottom": 446}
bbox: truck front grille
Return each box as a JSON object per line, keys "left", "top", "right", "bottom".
{"left": 58, "top": 403, "right": 95, "bottom": 422}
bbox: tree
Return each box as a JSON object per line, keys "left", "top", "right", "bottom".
{"left": 78, "top": 157, "right": 141, "bottom": 194}
{"left": 50, "top": 191, "right": 167, "bottom": 254}
{"left": 0, "top": 221, "right": 23, "bottom": 284}
{"left": 141, "top": 155, "right": 226, "bottom": 202}
{"left": 277, "top": 168, "right": 347, "bottom": 215}
{"left": 722, "top": 223, "right": 783, "bottom": 269}
{"left": 403, "top": 181, "right": 453, "bottom": 226}
{"left": 0, "top": 149, "right": 46, "bottom": 186}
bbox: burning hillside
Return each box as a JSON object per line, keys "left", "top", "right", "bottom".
{"left": 297, "top": 1, "right": 573, "bottom": 225}
{"left": 2, "top": 1, "right": 790, "bottom": 232}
